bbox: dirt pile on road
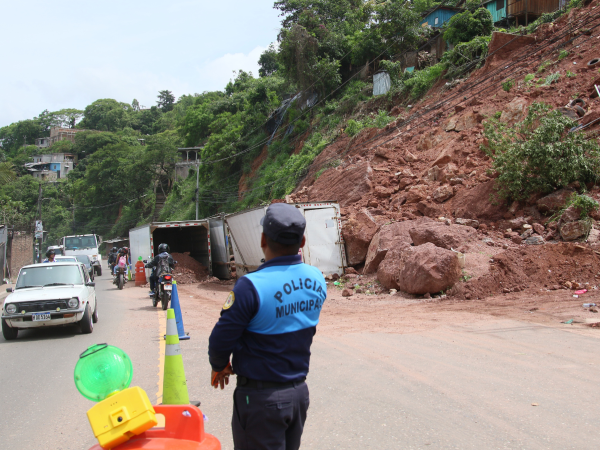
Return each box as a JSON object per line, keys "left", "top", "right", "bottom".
{"left": 452, "top": 243, "right": 600, "bottom": 300}
{"left": 171, "top": 252, "right": 210, "bottom": 284}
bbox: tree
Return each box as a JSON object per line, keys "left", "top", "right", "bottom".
{"left": 258, "top": 44, "right": 282, "bottom": 77}
{"left": 79, "top": 99, "right": 132, "bottom": 132}
{"left": 0, "top": 119, "right": 43, "bottom": 156}
{"left": 443, "top": 7, "right": 493, "bottom": 45}
{"left": 132, "top": 99, "right": 140, "bottom": 112}
{"left": 157, "top": 90, "right": 175, "bottom": 113}
{"left": 38, "top": 109, "right": 83, "bottom": 130}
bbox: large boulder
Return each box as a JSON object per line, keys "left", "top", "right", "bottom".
{"left": 376, "top": 247, "right": 408, "bottom": 289}
{"left": 445, "top": 112, "right": 484, "bottom": 132}
{"left": 451, "top": 181, "right": 507, "bottom": 220}
{"left": 363, "top": 217, "right": 434, "bottom": 273}
{"left": 560, "top": 220, "right": 590, "bottom": 241}
{"left": 342, "top": 211, "right": 379, "bottom": 266}
{"left": 408, "top": 222, "right": 477, "bottom": 250}
{"left": 536, "top": 189, "right": 575, "bottom": 213}
{"left": 500, "top": 97, "right": 528, "bottom": 125}
{"left": 397, "top": 243, "right": 462, "bottom": 295}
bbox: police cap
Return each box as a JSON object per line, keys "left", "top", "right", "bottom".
{"left": 260, "top": 203, "right": 306, "bottom": 245}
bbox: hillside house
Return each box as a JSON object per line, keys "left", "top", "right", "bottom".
{"left": 484, "top": 0, "right": 508, "bottom": 23}
{"left": 507, "top": 0, "right": 562, "bottom": 24}
{"left": 420, "top": 5, "right": 463, "bottom": 28}
{"left": 25, "top": 153, "right": 77, "bottom": 180}
{"left": 34, "top": 127, "right": 88, "bottom": 149}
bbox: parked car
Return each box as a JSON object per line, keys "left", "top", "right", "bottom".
{"left": 1, "top": 262, "right": 97, "bottom": 340}
{"left": 75, "top": 255, "right": 95, "bottom": 281}
{"left": 54, "top": 256, "right": 79, "bottom": 263}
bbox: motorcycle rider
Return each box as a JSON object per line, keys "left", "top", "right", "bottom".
{"left": 107, "top": 247, "right": 118, "bottom": 271}
{"left": 42, "top": 249, "right": 56, "bottom": 263}
{"left": 113, "top": 247, "right": 130, "bottom": 283}
{"left": 145, "top": 243, "right": 175, "bottom": 295}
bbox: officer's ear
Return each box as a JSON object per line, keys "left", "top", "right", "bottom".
{"left": 260, "top": 233, "right": 268, "bottom": 250}
{"left": 299, "top": 235, "right": 306, "bottom": 249}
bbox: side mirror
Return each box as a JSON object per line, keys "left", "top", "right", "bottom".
{"left": 174, "top": 261, "right": 178, "bottom": 264}
{"left": 143, "top": 260, "right": 148, "bottom": 264}
{"left": 6, "top": 288, "right": 13, "bottom": 293}
{"left": 86, "top": 282, "right": 96, "bottom": 287}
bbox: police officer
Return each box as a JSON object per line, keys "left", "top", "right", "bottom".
{"left": 208, "top": 203, "right": 327, "bottom": 450}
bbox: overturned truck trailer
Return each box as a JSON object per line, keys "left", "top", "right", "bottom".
{"left": 225, "top": 202, "right": 346, "bottom": 277}
{"left": 128, "top": 220, "right": 230, "bottom": 279}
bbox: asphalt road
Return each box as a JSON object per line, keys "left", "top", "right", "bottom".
{"left": 2, "top": 277, "right": 600, "bottom": 450}
{"left": 177, "top": 290, "right": 600, "bottom": 450}
{"left": 0, "top": 275, "right": 161, "bottom": 450}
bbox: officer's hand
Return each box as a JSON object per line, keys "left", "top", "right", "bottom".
{"left": 211, "top": 363, "right": 234, "bottom": 390}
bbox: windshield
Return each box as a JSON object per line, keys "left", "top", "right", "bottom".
{"left": 16, "top": 265, "right": 83, "bottom": 289}
{"left": 64, "top": 236, "right": 97, "bottom": 250}
{"left": 56, "top": 257, "right": 78, "bottom": 262}
{"left": 76, "top": 255, "right": 90, "bottom": 264}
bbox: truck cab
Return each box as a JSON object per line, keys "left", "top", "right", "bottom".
{"left": 61, "top": 234, "right": 103, "bottom": 276}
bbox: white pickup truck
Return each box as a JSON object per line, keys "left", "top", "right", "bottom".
{"left": 60, "top": 234, "right": 103, "bottom": 276}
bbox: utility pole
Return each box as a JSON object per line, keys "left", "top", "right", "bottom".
{"left": 195, "top": 160, "right": 200, "bottom": 220}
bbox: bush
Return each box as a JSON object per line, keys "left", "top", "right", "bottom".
{"left": 345, "top": 119, "right": 363, "bottom": 137}
{"left": 566, "top": 70, "right": 576, "bottom": 78}
{"left": 443, "top": 8, "right": 493, "bottom": 45}
{"left": 402, "top": 63, "right": 445, "bottom": 99}
{"left": 543, "top": 72, "right": 561, "bottom": 85}
{"left": 441, "top": 35, "right": 491, "bottom": 78}
{"left": 482, "top": 102, "right": 600, "bottom": 200}
{"left": 524, "top": 73, "right": 535, "bottom": 83}
{"left": 558, "top": 50, "right": 569, "bottom": 60}
{"left": 502, "top": 79, "right": 514, "bottom": 92}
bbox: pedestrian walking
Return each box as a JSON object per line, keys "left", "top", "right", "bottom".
{"left": 208, "top": 202, "right": 327, "bottom": 450}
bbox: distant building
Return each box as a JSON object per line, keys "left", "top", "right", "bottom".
{"left": 175, "top": 147, "right": 202, "bottom": 181}
{"left": 34, "top": 127, "right": 88, "bottom": 149}
{"left": 420, "top": 6, "right": 463, "bottom": 28}
{"left": 25, "top": 153, "right": 78, "bottom": 180}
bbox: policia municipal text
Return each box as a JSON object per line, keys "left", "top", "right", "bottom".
{"left": 208, "top": 203, "right": 327, "bottom": 450}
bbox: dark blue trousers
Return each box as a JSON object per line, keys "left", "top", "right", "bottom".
{"left": 232, "top": 381, "right": 309, "bottom": 450}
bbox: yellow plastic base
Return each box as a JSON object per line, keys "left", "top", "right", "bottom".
{"left": 87, "top": 386, "right": 157, "bottom": 449}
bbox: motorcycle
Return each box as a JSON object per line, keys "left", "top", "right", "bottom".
{"left": 113, "top": 263, "right": 127, "bottom": 290}
{"left": 148, "top": 257, "right": 176, "bottom": 310}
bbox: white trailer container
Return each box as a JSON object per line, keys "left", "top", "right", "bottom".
{"left": 225, "top": 202, "right": 346, "bottom": 277}
{"left": 129, "top": 220, "right": 230, "bottom": 279}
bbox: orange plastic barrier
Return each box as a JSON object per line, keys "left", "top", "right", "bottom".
{"left": 88, "top": 405, "right": 220, "bottom": 450}
{"left": 135, "top": 260, "right": 147, "bottom": 287}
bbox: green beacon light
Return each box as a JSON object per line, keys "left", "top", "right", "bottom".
{"left": 74, "top": 344, "right": 133, "bottom": 402}
{"left": 138, "top": 256, "right": 143, "bottom": 261}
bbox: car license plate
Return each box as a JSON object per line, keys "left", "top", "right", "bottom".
{"left": 164, "top": 284, "right": 172, "bottom": 291}
{"left": 32, "top": 313, "right": 51, "bottom": 321}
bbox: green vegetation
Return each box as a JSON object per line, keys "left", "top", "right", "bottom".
{"left": 537, "top": 60, "right": 553, "bottom": 74}
{"left": 482, "top": 102, "right": 600, "bottom": 201}
{"left": 566, "top": 70, "right": 577, "bottom": 78}
{"left": 558, "top": 50, "right": 569, "bottom": 60}
{"left": 543, "top": 72, "right": 561, "bottom": 86}
{"left": 502, "top": 79, "right": 515, "bottom": 92}
{"left": 443, "top": 7, "right": 493, "bottom": 45}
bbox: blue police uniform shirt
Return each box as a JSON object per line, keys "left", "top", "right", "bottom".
{"left": 208, "top": 254, "right": 327, "bottom": 383}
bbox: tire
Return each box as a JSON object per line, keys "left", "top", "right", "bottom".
{"left": 570, "top": 98, "right": 587, "bottom": 109}
{"left": 118, "top": 274, "right": 124, "bottom": 290}
{"left": 161, "top": 291, "right": 169, "bottom": 310}
{"left": 587, "top": 58, "right": 600, "bottom": 69}
{"left": 573, "top": 105, "right": 586, "bottom": 117}
{"left": 96, "top": 266, "right": 102, "bottom": 277}
{"left": 92, "top": 301, "right": 99, "bottom": 323}
{"left": 2, "top": 319, "right": 18, "bottom": 340}
{"left": 152, "top": 291, "right": 158, "bottom": 307}
{"left": 80, "top": 305, "right": 93, "bottom": 334}
{"left": 90, "top": 271, "right": 95, "bottom": 282}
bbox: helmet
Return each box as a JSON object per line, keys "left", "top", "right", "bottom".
{"left": 158, "top": 243, "right": 170, "bottom": 253}
{"left": 45, "top": 249, "right": 55, "bottom": 258}
{"left": 117, "top": 248, "right": 122, "bottom": 253}
{"left": 122, "top": 247, "right": 129, "bottom": 255}
{"left": 112, "top": 247, "right": 117, "bottom": 252}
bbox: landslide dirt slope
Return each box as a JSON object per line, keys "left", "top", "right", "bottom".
{"left": 287, "top": 2, "right": 600, "bottom": 300}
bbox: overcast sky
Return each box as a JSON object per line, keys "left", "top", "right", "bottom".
{"left": 0, "top": 0, "right": 282, "bottom": 127}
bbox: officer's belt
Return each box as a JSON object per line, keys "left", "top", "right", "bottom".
{"left": 236, "top": 375, "right": 306, "bottom": 389}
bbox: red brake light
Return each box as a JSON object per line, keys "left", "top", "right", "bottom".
{"left": 164, "top": 275, "right": 172, "bottom": 280}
